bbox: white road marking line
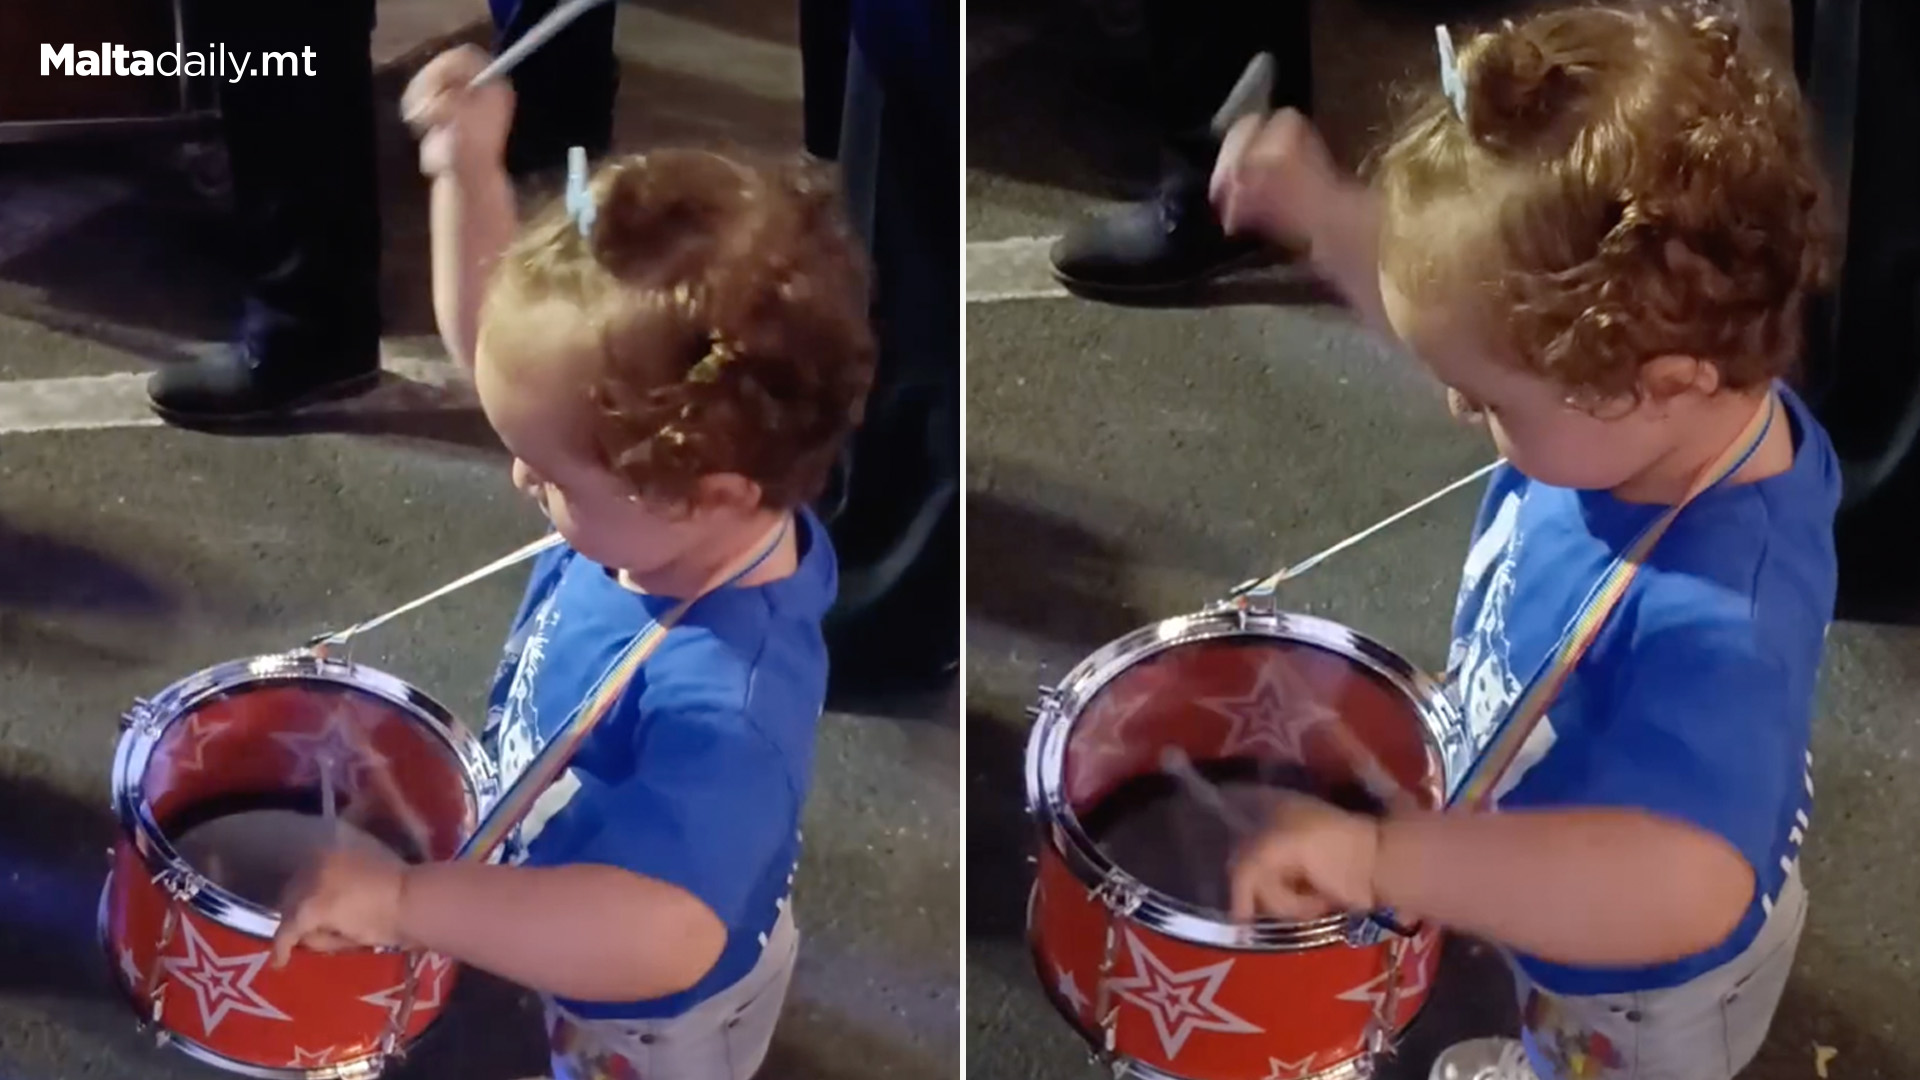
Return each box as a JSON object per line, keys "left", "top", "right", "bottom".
{"left": 966, "top": 236, "right": 1068, "bottom": 303}
{"left": 615, "top": 8, "right": 802, "bottom": 102}
{"left": 0, "top": 348, "right": 474, "bottom": 436}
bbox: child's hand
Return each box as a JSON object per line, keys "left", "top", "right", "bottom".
{"left": 1228, "top": 790, "right": 1383, "bottom": 922}
{"left": 270, "top": 839, "right": 411, "bottom": 967}
{"left": 400, "top": 46, "right": 514, "bottom": 179}
{"left": 1209, "top": 108, "right": 1345, "bottom": 250}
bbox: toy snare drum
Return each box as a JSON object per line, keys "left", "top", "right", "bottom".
{"left": 1025, "top": 599, "right": 1468, "bottom": 1080}
{"left": 102, "top": 650, "right": 498, "bottom": 1079}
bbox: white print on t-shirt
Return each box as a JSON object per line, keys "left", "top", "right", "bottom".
{"left": 516, "top": 769, "right": 584, "bottom": 859}
{"left": 492, "top": 597, "right": 562, "bottom": 782}
{"left": 1447, "top": 492, "right": 1556, "bottom": 800}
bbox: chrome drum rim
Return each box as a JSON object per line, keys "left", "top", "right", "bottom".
{"left": 111, "top": 649, "right": 499, "bottom": 943}
{"left": 1024, "top": 607, "right": 1464, "bottom": 952}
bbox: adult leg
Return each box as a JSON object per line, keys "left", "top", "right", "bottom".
{"left": 1051, "top": 0, "right": 1312, "bottom": 295}
{"left": 815, "top": 0, "right": 961, "bottom": 691}
{"left": 151, "top": 0, "right": 381, "bottom": 424}
{"left": 491, "top": 0, "right": 619, "bottom": 177}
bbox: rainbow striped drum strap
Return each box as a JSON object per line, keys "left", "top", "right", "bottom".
{"left": 1448, "top": 392, "right": 1781, "bottom": 812}
{"left": 456, "top": 516, "right": 793, "bottom": 862}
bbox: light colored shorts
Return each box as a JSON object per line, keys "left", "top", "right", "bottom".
{"left": 544, "top": 908, "right": 800, "bottom": 1080}
{"left": 1512, "top": 868, "right": 1807, "bottom": 1080}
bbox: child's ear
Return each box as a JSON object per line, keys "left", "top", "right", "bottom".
{"left": 693, "top": 473, "right": 765, "bottom": 516}
{"left": 1639, "top": 354, "right": 1721, "bottom": 404}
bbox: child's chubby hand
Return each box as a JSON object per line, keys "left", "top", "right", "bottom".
{"left": 400, "top": 45, "right": 515, "bottom": 179}
{"left": 1228, "top": 789, "right": 1384, "bottom": 923}
{"left": 1209, "top": 108, "right": 1346, "bottom": 250}
{"left": 270, "top": 839, "right": 412, "bottom": 967}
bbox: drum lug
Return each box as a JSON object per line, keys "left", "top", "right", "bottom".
{"left": 1233, "top": 584, "right": 1277, "bottom": 624}
{"left": 1344, "top": 912, "right": 1390, "bottom": 948}
{"left": 155, "top": 867, "right": 203, "bottom": 903}
{"left": 1028, "top": 685, "right": 1061, "bottom": 721}
{"left": 120, "top": 698, "right": 160, "bottom": 735}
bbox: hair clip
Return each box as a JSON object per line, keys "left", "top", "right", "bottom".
{"left": 687, "top": 335, "right": 736, "bottom": 384}
{"left": 565, "top": 146, "right": 596, "bottom": 239}
{"left": 1435, "top": 25, "right": 1467, "bottom": 121}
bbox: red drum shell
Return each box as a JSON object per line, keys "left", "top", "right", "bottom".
{"left": 104, "top": 655, "right": 495, "bottom": 1078}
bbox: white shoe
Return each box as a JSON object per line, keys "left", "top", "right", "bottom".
{"left": 1429, "top": 1037, "right": 1541, "bottom": 1080}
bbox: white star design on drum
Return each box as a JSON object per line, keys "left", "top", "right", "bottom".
{"left": 1334, "top": 926, "right": 1439, "bottom": 1010}
{"left": 1195, "top": 655, "right": 1341, "bottom": 763}
{"left": 1106, "top": 928, "right": 1262, "bottom": 1059}
{"left": 271, "top": 697, "right": 392, "bottom": 799}
{"left": 118, "top": 945, "right": 143, "bottom": 990}
{"left": 360, "top": 952, "right": 454, "bottom": 1018}
{"left": 159, "top": 919, "right": 292, "bottom": 1034}
{"left": 163, "top": 714, "right": 236, "bottom": 777}
{"left": 1264, "top": 1056, "right": 1318, "bottom": 1079}
{"left": 291, "top": 1047, "right": 337, "bottom": 1066}
{"left": 1053, "top": 964, "right": 1090, "bottom": 1017}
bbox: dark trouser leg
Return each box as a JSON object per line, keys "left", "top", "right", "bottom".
{"left": 801, "top": 0, "right": 854, "bottom": 159}
{"left": 1803, "top": 0, "right": 1920, "bottom": 621}
{"left": 1149, "top": 0, "right": 1311, "bottom": 146}
{"left": 1051, "top": 0, "right": 1312, "bottom": 294}
{"left": 491, "top": 0, "right": 618, "bottom": 177}
{"left": 150, "top": 0, "right": 382, "bottom": 423}
{"left": 815, "top": 17, "right": 961, "bottom": 691}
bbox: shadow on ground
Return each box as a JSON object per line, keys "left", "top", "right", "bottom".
{"left": 0, "top": 519, "right": 177, "bottom": 619}
{"left": 968, "top": 464, "right": 1247, "bottom": 655}
{"left": 964, "top": 705, "right": 1033, "bottom": 944}
{"left": 0, "top": 762, "right": 120, "bottom": 1000}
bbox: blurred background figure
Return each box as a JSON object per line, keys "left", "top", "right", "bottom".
{"left": 489, "top": 0, "right": 620, "bottom": 176}
{"left": 802, "top": 0, "right": 962, "bottom": 694}
{"left": 147, "top": 0, "right": 383, "bottom": 425}
{"left": 1049, "top": 0, "right": 1310, "bottom": 294}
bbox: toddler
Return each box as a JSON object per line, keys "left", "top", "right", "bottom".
{"left": 1210, "top": 4, "right": 1836, "bottom": 1078}
{"left": 271, "top": 45, "right": 876, "bottom": 1080}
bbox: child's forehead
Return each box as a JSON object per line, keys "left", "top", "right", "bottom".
{"left": 1378, "top": 274, "right": 1530, "bottom": 390}
{"left": 480, "top": 296, "right": 599, "bottom": 368}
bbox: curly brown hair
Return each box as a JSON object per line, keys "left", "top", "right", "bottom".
{"left": 484, "top": 148, "right": 876, "bottom": 509}
{"left": 1372, "top": 1, "right": 1832, "bottom": 400}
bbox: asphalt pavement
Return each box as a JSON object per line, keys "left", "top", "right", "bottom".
{"left": 0, "top": 3, "right": 958, "bottom": 1079}
{"left": 965, "top": 2, "right": 1919, "bottom": 1079}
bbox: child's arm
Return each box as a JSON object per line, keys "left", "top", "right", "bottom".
{"left": 398, "top": 861, "right": 725, "bottom": 1002}
{"left": 401, "top": 46, "right": 520, "bottom": 370}
{"left": 1373, "top": 807, "right": 1754, "bottom": 965}
{"left": 269, "top": 842, "right": 728, "bottom": 1002}
{"left": 429, "top": 167, "right": 519, "bottom": 371}
{"left": 1211, "top": 110, "right": 1393, "bottom": 339}
{"left": 1230, "top": 794, "right": 1754, "bottom": 967}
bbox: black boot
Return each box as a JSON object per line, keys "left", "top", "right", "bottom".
{"left": 147, "top": 343, "right": 380, "bottom": 427}
{"left": 1050, "top": 165, "right": 1271, "bottom": 295}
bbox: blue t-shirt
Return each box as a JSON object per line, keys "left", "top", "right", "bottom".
{"left": 1447, "top": 385, "right": 1838, "bottom": 995}
{"left": 481, "top": 509, "right": 836, "bottom": 1019}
